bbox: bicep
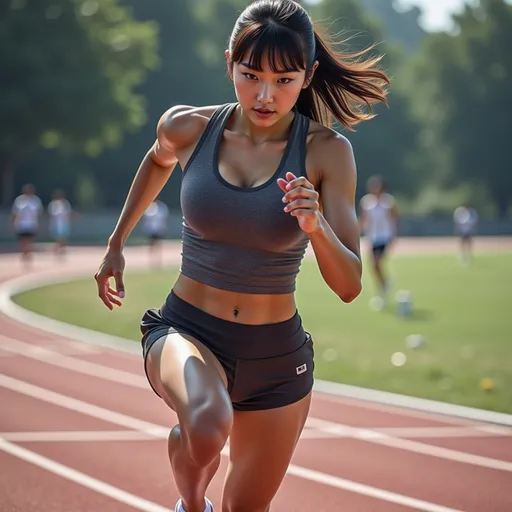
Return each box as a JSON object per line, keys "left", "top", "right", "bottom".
{"left": 319, "top": 137, "right": 361, "bottom": 258}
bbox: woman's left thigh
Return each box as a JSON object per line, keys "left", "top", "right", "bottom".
{"left": 221, "top": 392, "right": 312, "bottom": 512}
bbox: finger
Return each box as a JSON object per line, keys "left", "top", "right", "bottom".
{"left": 98, "top": 290, "right": 114, "bottom": 311}
{"left": 113, "top": 271, "right": 125, "bottom": 298}
{"left": 285, "top": 172, "right": 297, "bottom": 182}
{"left": 107, "top": 285, "right": 121, "bottom": 297}
{"left": 290, "top": 208, "right": 317, "bottom": 217}
{"left": 283, "top": 187, "right": 318, "bottom": 203}
{"left": 106, "top": 293, "right": 122, "bottom": 307}
{"left": 284, "top": 198, "right": 319, "bottom": 212}
{"left": 285, "top": 176, "right": 314, "bottom": 191}
{"left": 276, "top": 178, "right": 289, "bottom": 193}
{"left": 96, "top": 280, "right": 111, "bottom": 306}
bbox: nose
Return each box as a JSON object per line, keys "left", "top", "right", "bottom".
{"left": 257, "top": 83, "right": 273, "bottom": 104}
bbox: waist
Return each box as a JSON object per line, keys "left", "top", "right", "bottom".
{"left": 160, "top": 289, "right": 305, "bottom": 359}
{"left": 173, "top": 274, "right": 297, "bottom": 325}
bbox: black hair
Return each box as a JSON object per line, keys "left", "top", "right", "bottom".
{"left": 228, "top": 0, "right": 389, "bottom": 129}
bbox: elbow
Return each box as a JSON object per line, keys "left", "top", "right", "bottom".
{"left": 337, "top": 279, "right": 362, "bottom": 303}
{"left": 338, "top": 286, "right": 361, "bottom": 303}
{"left": 337, "top": 266, "right": 363, "bottom": 303}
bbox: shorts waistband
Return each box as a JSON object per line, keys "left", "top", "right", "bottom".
{"left": 160, "top": 290, "right": 305, "bottom": 360}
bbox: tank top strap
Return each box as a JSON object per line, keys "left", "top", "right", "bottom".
{"left": 278, "top": 111, "right": 310, "bottom": 180}
{"left": 182, "top": 103, "right": 237, "bottom": 175}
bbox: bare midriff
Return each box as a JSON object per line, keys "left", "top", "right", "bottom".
{"left": 172, "top": 274, "right": 297, "bottom": 325}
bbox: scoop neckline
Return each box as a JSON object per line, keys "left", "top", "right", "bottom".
{"left": 212, "top": 103, "right": 300, "bottom": 193}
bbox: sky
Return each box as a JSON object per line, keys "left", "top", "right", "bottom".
{"left": 395, "top": 0, "right": 478, "bottom": 31}
{"left": 306, "top": 0, "right": 511, "bottom": 33}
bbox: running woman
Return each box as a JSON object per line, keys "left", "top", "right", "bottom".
{"left": 95, "top": 2, "right": 389, "bottom": 510}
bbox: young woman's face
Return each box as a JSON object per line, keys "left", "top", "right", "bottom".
{"left": 228, "top": 50, "right": 311, "bottom": 127}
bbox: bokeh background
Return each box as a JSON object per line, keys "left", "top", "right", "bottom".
{"left": 2, "top": 0, "right": 511, "bottom": 414}
{"left": 1, "top": 0, "right": 511, "bottom": 239}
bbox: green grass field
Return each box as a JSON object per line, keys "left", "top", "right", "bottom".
{"left": 13, "top": 253, "right": 512, "bottom": 413}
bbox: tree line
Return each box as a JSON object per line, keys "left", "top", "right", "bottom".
{"left": 1, "top": 0, "right": 510, "bottom": 217}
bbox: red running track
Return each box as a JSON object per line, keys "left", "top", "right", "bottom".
{"left": 0, "top": 242, "right": 511, "bottom": 512}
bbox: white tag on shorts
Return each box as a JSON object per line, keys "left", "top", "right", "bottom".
{"left": 296, "top": 363, "right": 307, "bottom": 375}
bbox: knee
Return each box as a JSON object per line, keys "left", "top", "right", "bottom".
{"left": 181, "top": 401, "right": 233, "bottom": 466}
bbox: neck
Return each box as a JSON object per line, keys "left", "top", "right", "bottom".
{"left": 234, "top": 104, "right": 295, "bottom": 144}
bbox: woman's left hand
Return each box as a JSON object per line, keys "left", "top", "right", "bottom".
{"left": 277, "top": 172, "right": 321, "bottom": 234}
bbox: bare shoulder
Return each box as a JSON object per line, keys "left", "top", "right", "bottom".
{"left": 157, "top": 104, "right": 222, "bottom": 149}
{"left": 307, "top": 120, "right": 356, "bottom": 183}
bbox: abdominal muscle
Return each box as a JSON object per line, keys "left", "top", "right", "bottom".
{"left": 172, "top": 273, "right": 297, "bottom": 325}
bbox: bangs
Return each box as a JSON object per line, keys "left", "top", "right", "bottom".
{"left": 231, "top": 23, "right": 308, "bottom": 73}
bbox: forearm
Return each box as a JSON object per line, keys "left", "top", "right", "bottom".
{"left": 309, "top": 214, "right": 362, "bottom": 303}
{"left": 108, "top": 152, "right": 176, "bottom": 250}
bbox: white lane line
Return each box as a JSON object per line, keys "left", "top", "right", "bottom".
{"left": 0, "top": 374, "right": 163, "bottom": 435}
{"left": 0, "top": 439, "right": 171, "bottom": 512}
{"left": 306, "top": 422, "right": 512, "bottom": 439}
{"left": 306, "top": 418, "right": 512, "bottom": 473}
{"left": 368, "top": 426, "right": 512, "bottom": 438}
{"left": 0, "top": 428, "right": 334, "bottom": 443}
{"left": 4, "top": 336, "right": 512, "bottom": 471}
{"left": 287, "top": 464, "right": 462, "bottom": 512}
{"left": 0, "top": 430, "right": 166, "bottom": 443}
{"left": 0, "top": 375, "right": 462, "bottom": 511}
{"left": 369, "top": 435, "right": 512, "bottom": 473}
{"left": 0, "top": 336, "right": 148, "bottom": 388}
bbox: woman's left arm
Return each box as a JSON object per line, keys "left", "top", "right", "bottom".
{"left": 279, "top": 134, "right": 362, "bottom": 303}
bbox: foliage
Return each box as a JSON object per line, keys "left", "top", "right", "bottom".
{"left": 0, "top": 0, "right": 158, "bottom": 203}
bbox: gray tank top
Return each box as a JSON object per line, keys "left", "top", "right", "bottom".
{"left": 180, "top": 103, "right": 310, "bottom": 294}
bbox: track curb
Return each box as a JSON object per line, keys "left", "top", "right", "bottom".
{"left": 1, "top": 270, "right": 511, "bottom": 427}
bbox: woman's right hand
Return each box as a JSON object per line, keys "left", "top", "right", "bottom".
{"left": 94, "top": 247, "right": 126, "bottom": 310}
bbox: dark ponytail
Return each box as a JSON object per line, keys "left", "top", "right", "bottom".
{"left": 230, "top": 0, "right": 389, "bottom": 129}
{"left": 296, "top": 28, "right": 390, "bottom": 129}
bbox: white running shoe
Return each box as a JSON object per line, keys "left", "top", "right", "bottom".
{"left": 174, "top": 497, "right": 214, "bottom": 512}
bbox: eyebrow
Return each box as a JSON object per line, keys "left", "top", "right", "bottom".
{"left": 240, "top": 62, "right": 296, "bottom": 74}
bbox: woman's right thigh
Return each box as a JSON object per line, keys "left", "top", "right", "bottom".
{"left": 145, "top": 331, "right": 232, "bottom": 423}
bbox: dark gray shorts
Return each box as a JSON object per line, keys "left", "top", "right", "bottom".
{"left": 140, "top": 291, "right": 314, "bottom": 411}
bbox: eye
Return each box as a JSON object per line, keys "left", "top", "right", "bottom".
{"left": 278, "top": 77, "right": 294, "bottom": 84}
{"left": 243, "top": 73, "right": 258, "bottom": 81}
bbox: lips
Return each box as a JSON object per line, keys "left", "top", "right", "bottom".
{"left": 253, "top": 107, "right": 275, "bottom": 118}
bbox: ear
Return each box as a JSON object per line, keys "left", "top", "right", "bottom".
{"left": 225, "top": 50, "right": 233, "bottom": 80}
{"left": 302, "top": 60, "right": 319, "bottom": 89}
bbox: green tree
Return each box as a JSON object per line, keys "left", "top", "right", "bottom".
{"left": 83, "top": 0, "right": 210, "bottom": 210}
{"left": 0, "top": 0, "right": 158, "bottom": 205}
{"left": 407, "top": 0, "right": 512, "bottom": 216}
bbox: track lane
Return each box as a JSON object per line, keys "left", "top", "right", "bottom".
{"left": 1, "top": 241, "right": 511, "bottom": 511}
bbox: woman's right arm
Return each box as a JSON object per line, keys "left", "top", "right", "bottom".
{"left": 94, "top": 105, "right": 202, "bottom": 309}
